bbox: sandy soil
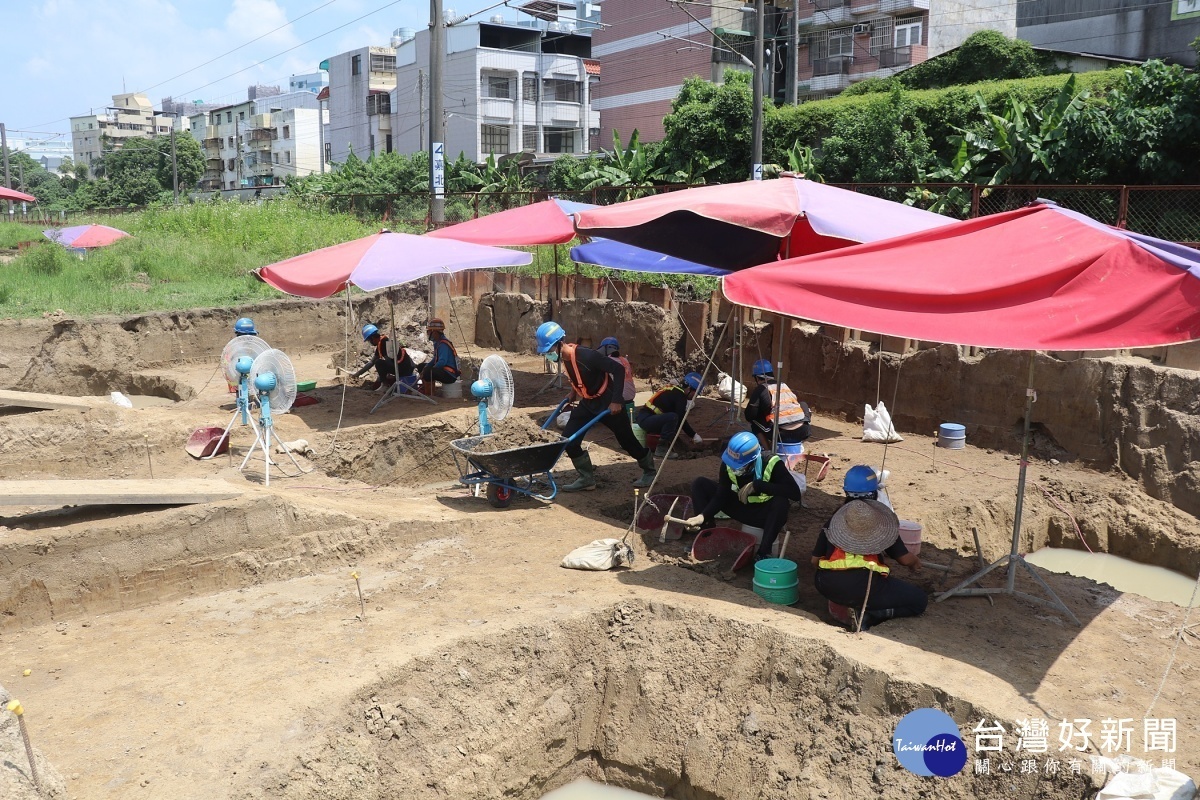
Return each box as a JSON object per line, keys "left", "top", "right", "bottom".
{"left": 0, "top": 344, "right": 1198, "bottom": 799}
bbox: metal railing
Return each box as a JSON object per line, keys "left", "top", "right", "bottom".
{"left": 813, "top": 55, "right": 853, "bottom": 77}
{"left": 878, "top": 46, "right": 913, "bottom": 68}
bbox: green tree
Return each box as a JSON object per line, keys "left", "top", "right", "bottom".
{"left": 816, "top": 86, "right": 932, "bottom": 183}
{"left": 161, "top": 132, "right": 204, "bottom": 193}
{"left": 661, "top": 71, "right": 759, "bottom": 184}
{"left": 1, "top": 149, "right": 66, "bottom": 205}
{"left": 579, "top": 129, "right": 669, "bottom": 200}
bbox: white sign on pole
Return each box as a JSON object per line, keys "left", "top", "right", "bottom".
{"left": 433, "top": 142, "right": 445, "bottom": 197}
{"left": 752, "top": 163, "right": 763, "bottom": 181}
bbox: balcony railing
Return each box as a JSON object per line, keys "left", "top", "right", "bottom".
{"left": 880, "top": 0, "right": 929, "bottom": 12}
{"left": 878, "top": 46, "right": 912, "bottom": 68}
{"left": 245, "top": 128, "right": 276, "bottom": 142}
{"left": 813, "top": 55, "right": 853, "bottom": 77}
{"left": 812, "top": 0, "right": 849, "bottom": 9}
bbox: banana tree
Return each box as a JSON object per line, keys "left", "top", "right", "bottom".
{"left": 579, "top": 129, "right": 669, "bottom": 201}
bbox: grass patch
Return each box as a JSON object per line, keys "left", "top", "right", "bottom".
{"left": 0, "top": 200, "right": 375, "bottom": 318}
{"left": 0, "top": 222, "right": 44, "bottom": 249}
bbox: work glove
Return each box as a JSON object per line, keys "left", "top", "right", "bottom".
{"left": 737, "top": 482, "right": 757, "bottom": 504}
{"left": 692, "top": 433, "right": 703, "bottom": 445}
{"left": 683, "top": 514, "right": 705, "bottom": 528}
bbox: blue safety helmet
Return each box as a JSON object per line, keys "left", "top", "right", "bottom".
{"left": 535, "top": 321, "right": 566, "bottom": 354}
{"left": 362, "top": 323, "right": 379, "bottom": 341}
{"left": 722, "top": 431, "right": 761, "bottom": 472}
{"left": 234, "top": 317, "right": 257, "bottom": 336}
{"left": 599, "top": 336, "right": 619, "bottom": 354}
{"left": 683, "top": 372, "right": 703, "bottom": 393}
{"left": 844, "top": 465, "right": 879, "bottom": 497}
{"left": 752, "top": 359, "right": 773, "bottom": 378}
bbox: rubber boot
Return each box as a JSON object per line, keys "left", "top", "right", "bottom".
{"left": 562, "top": 452, "right": 597, "bottom": 492}
{"left": 632, "top": 451, "right": 656, "bottom": 488}
{"left": 654, "top": 442, "right": 679, "bottom": 460}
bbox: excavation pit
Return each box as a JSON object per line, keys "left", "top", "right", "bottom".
{"left": 269, "top": 602, "right": 1097, "bottom": 800}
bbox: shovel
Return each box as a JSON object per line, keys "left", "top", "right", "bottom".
{"left": 185, "top": 426, "right": 230, "bottom": 459}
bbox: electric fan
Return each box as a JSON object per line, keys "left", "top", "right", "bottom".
{"left": 239, "top": 349, "right": 303, "bottom": 485}
{"left": 471, "top": 355, "right": 514, "bottom": 435}
{"left": 220, "top": 335, "right": 271, "bottom": 388}
{"left": 201, "top": 353, "right": 261, "bottom": 460}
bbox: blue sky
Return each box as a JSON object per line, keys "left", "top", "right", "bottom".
{"left": 2, "top": 0, "right": 498, "bottom": 146}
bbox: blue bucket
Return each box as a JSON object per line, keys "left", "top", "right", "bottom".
{"left": 774, "top": 441, "right": 805, "bottom": 457}
{"left": 938, "top": 423, "right": 966, "bottom": 449}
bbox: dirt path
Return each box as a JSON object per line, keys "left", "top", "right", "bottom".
{"left": 0, "top": 347, "right": 1197, "bottom": 798}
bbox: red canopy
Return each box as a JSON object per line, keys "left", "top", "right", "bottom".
{"left": 573, "top": 177, "right": 952, "bottom": 270}
{"left": 722, "top": 204, "right": 1200, "bottom": 350}
{"left": 0, "top": 186, "right": 36, "bottom": 203}
{"left": 427, "top": 199, "right": 582, "bottom": 246}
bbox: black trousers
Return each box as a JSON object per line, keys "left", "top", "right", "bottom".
{"left": 563, "top": 400, "right": 650, "bottom": 461}
{"left": 690, "top": 476, "right": 791, "bottom": 558}
{"left": 373, "top": 355, "right": 414, "bottom": 382}
{"left": 636, "top": 409, "right": 681, "bottom": 440}
{"left": 749, "top": 418, "right": 810, "bottom": 444}
{"left": 813, "top": 568, "right": 927, "bottom": 627}
{"left": 420, "top": 364, "right": 458, "bottom": 384}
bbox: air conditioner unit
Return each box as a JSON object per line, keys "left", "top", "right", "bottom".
{"left": 852, "top": 23, "right": 871, "bottom": 34}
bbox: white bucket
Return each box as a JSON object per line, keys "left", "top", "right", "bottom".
{"left": 898, "top": 520, "right": 922, "bottom": 556}
{"left": 440, "top": 380, "right": 463, "bottom": 399}
{"left": 938, "top": 423, "right": 966, "bottom": 449}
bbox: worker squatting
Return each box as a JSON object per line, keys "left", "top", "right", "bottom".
{"left": 534, "top": 321, "right": 927, "bottom": 633}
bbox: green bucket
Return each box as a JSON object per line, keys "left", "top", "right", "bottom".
{"left": 753, "top": 558, "right": 800, "bottom": 605}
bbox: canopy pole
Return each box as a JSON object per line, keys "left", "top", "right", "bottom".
{"left": 771, "top": 314, "right": 784, "bottom": 453}
{"left": 935, "top": 352, "right": 1081, "bottom": 625}
{"left": 390, "top": 297, "right": 401, "bottom": 387}
{"left": 553, "top": 243, "right": 560, "bottom": 321}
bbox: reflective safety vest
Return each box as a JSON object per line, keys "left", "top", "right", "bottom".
{"left": 562, "top": 343, "right": 610, "bottom": 400}
{"left": 613, "top": 355, "right": 636, "bottom": 402}
{"left": 645, "top": 385, "right": 684, "bottom": 415}
{"left": 726, "top": 455, "right": 782, "bottom": 504}
{"left": 376, "top": 335, "right": 405, "bottom": 363}
{"left": 766, "top": 383, "right": 806, "bottom": 427}
{"left": 433, "top": 338, "right": 460, "bottom": 375}
{"left": 818, "top": 547, "right": 891, "bottom": 575}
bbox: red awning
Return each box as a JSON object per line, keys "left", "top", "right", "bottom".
{"left": 722, "top": 204, "right": 1200, "bottom": 350}
{"left": 0, "top": 186, "right": 36, "bottom": 203}
{"left": 427, "top": 199, "right": 581, "bottom": 246}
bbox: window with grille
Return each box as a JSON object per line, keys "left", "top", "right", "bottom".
{"left": 370, "top": 53, "right": 396, "bottom": 72}
{"left": 542, "top": 78, "right": 582, "bottom": 103}
{"left": 285, "top": 151, "right": 291, "bottom": 164}
{"left": 352, "top": 55, "right": 362, "bottom": 75}
{"left": 324, "top": 143, "right": 331, "bottom": 162}
{"left": 283, "top": 125, "right": 290, "bottom": 139}
{"left": 227, "top": 158, "right": 235, "bottom": 170}
{"left": 481, "top": 124, "right": 510, "bottom": 154}
{"left": 868, "top": 17, "right": 893, "bottom": 55}
{"left": 895, "top": 15, "right": 923, "bottom": 47}
{"left": 482, "top": 74, "right": 512, "bottom": 99}
{"left": 522, "top": 127, "right": 537, "bottom": 151}
{"left": 523, "top": 73, "right": 538, "bottom": 102}
{"left": 367, "top": 93, "right": 392, "bottom": 115}
{"left": 543, "top": 127, "right": 576, "bottom": 154}
{"left": 811, "top": 27, "right": 853, "bottom": 60}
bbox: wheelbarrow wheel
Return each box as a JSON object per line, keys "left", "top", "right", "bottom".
{"left": 486, "top": 482, "right": 513, "bottom": 509}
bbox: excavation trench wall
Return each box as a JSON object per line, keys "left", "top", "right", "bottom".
{"left": 262, "top": 601, "right": 1098, "bottom": 800}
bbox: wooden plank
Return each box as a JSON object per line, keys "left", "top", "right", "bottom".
{"left": 0, "top": 479, "right": 243, "bottom": 506}
{"left": 0, "top": 389, "right": 106, "bottom": 411}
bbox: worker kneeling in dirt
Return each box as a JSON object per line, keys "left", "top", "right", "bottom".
{"left": 419, "top": 318, "right": 459, "bottom": 386}
{"left": 635, "top": 372, "right": 705, "bottom": 460}
{"left": 685, "top": 432, "right": 802, "bottom": 561}
{"left": 745, "top": 359, "right": 811, "bottom": 449}
{"left": 353, "top": 324, "right": 415, "bottom": 390}
{"left": 535, "top": 321, "right": 656, "bottom": 491}
{"left": 811, "top": 498, "right": 924, "bottom": 632}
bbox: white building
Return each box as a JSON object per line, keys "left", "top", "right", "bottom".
{"left": 193, "top": 93, "right": 323, "bottom": 190}
{"left": 289, "top": 70, "right": 329, "bottom": 94}
{"left": 392, "top": 14, "right": 599, "bottom": 163}
{"left": 69, "top": 93, "right": 181, "bottom": 176}
{"left": 323, "top": 46, "right": 397, "bottom": 164}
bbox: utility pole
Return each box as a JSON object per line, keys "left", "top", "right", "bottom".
{"left": 318, "top": 96, "right": 327, "bottom": 174}
{"left": 418, "top": 69, "right": 425, "bottom": 150}
{"left": 786, "top": 2, "right": 798, "bottom": 104}
{"left": 429, "top": 0, "right": 446, "bottom": 319}
{"left": 1, "top": 123, "right": 11, "bottom": 217}
{"left": 171, "top": 125, "right": 179, "bottom": 203}
{"left": 751, "top": 0, "right": 764, "bottom": 180}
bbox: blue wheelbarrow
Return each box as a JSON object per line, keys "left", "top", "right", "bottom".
{"left": 449, "top": 399, "right": 610, "bottom": 508}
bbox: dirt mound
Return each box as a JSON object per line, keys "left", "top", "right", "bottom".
{"left": 261, "top": 601, "right": 1098, "bottom": 800}
{"left": 471, "top": 414, "right": 563, "bottom": 452}
{"left": 310, "top": 414, "right": 478, "bottom": 486}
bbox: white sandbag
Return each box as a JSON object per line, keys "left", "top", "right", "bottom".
{"left": 556, "top": 411, "right": 571, "bottom": 429}
{"left": 716, "top": 372, "right": 746, "bottom": 403}
{"left": 1094, "top": 755, "right": 1197, "bottom": 800}
{"left": 561, "top": 538, "right": 635, "bottom": 571}
{"left": 863, "top": 401, "right": 903, "bottom": 443}
{"left": 109, "top": 391, "right": 134, "bottom": 408}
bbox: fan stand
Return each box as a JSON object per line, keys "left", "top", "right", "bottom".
{"left": 204, "top": 374, "right": 258, "bottom": 461}
{"left": 239, "top": 400, "right": 305, "bottom": 486}
{"left": 369, "top": 377, "right": 437, "bottom": 415}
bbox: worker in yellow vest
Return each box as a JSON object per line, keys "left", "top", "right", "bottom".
{"left": 635, "top": 373, "right": 704, "bottom": 459}
{"left": 745, "top": 359, "right": 811, "bottom": 449}
{"left": 684, "top": 432, "right": 803, "bottom": 561}
{"left": 811, "top": 498, "right": 924, "bottom": 632}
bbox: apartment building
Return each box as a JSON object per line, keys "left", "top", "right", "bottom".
{"left": 591, "top": 0, "right": 750, "bottom": 144}
{"left": 323, "top": 46, "right": 397, "bottom": 163}
{"left": 1017, "top": 0, "right": 1200, "bottom": 66}
{"left": 193, "top": 92, "right": 323, "bottom": 191}
{"left": 289, "top": 70, "right": 329, "bottom": 94}
{"left": 69, "top": 93, "right": 181, "bottom": 175}
{"left": 392, "top": 7, "right": 599, "bottom": 162}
